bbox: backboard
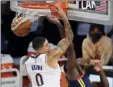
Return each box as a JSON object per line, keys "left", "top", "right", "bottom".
{"left": 10, "top": 1, "right": 113, "bottom": 25}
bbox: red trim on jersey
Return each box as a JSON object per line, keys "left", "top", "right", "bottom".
{"left": 27, "top": 52, "right": 37, "bottom": 56}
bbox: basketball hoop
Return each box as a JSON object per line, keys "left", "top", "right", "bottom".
{"left": 11, "top": 1, "right": 68, "bottom": 37}
{"left": 12, "top": 1, "right": 68, "bottom": 28}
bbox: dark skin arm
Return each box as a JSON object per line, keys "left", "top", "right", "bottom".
{"left": 66, "top": 44, "right": 83, "bottom": 80}
{"left": 99, "top": 70, "right": 109, "bottom": 87}
{"left": 93, "top": 61, "right": 109, "bottom": 87}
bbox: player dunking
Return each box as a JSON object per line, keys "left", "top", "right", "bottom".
{"left": 25, "top": 5, "right": 73, "bottom": 87}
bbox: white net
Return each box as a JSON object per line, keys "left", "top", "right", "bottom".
{"left": 15, "top": 8, "right": 50, "bottom": 22}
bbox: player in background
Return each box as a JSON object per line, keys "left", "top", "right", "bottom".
{"left": 25, "top": 5, "right": 74, "bottom": 87}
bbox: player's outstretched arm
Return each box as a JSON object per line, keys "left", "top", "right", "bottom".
{"left": 47, "top": 5, "right": 74, "bottom": 60}
{"left": 99, "top": 70, "right": 109, "bottom": 87}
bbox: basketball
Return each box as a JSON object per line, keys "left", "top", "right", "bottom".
{"left": 11, "top": 17, "right": 31, "bottom": 37}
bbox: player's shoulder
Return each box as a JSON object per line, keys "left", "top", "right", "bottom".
{"left": 25, "top": 55, "right": 36, "bottom": 64}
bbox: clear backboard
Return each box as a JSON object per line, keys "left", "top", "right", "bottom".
{"left": 10, "top": 1, "right": 113, "bottom": 25}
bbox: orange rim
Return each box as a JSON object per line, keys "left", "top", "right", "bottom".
{"left": 19, "top": 2, "right": 68, "bottom": 9}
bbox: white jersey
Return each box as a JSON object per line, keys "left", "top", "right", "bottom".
{"left": 25, "top": 54, "right": 61, "bottom": 87}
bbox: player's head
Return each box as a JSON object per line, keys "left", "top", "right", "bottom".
{"left": 89, "top": 24, "right": 105, "bottom": 43}
{"left": 32, "top": 37, "right": 50, "bottom": 54}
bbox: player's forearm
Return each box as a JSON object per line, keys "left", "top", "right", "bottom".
{"left": 67, "top": 44, "right": 77, "bottom": 66}
{"left": 99, "top": 70, "right": 109, "bottom": 87}
{"left": 67, "top": 44, "right": 83, "bottom": 73}
{"left": 62, "top": 16, "right": 74, "bottom": 42}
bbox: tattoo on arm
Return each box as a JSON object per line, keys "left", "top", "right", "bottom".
{"left": 47, "top": 39, "right": 70, "bottom": 60}
{"left": 57, "top": 38, "right": 70, "bottom": 54}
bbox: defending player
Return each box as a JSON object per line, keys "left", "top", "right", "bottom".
{"left": 25, "top": 5, "right": 73, "bottom": 87}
